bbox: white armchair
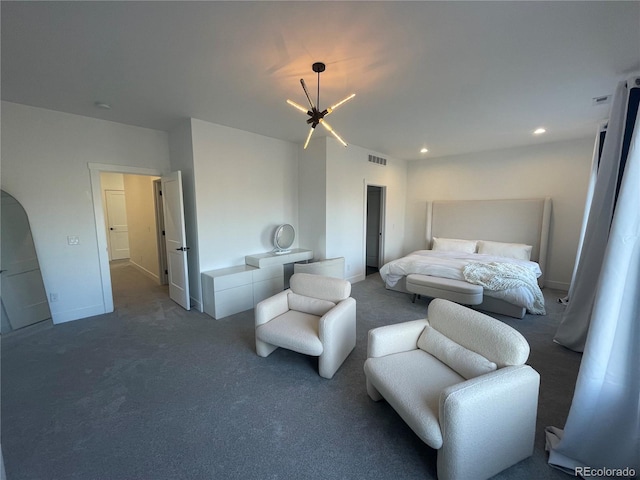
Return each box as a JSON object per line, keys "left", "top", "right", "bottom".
{"left": 364, "top": 299, "right": 540, "bottom": 480}
{"left": 255, "top": 273, "right": 356, "bottom": 379}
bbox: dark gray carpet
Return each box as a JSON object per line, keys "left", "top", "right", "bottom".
{"left": 1, "top": 265, "right": 581, "bottom": 479}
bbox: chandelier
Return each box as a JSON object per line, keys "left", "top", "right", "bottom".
{"left": 286, "top": 62, "right": 355, "bottom": 149}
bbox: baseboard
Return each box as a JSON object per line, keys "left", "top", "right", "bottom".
{"left": 191, "top": 297, "right": 203, "bottom": 313}
{"left": 544, "top": 280, "right": 569, "bottom": 292}
{"left": 349, "top": 273, "right": 366, "bottom": 284}
{"left": 129, "top": 261, "right": 160, "bottom": 284}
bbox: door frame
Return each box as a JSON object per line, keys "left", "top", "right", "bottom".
{"left": 153, "top": 179, "right": 169, "bottom": 285}
{"left": 89, "top": 163, "right": 164, "bottom": 313}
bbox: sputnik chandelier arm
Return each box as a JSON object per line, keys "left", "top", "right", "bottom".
{"left": 329, "top": 93, "right": 356, "bottom": 113}
{"left": 286, "top": 62, "right": 355, "bottom": 149}
{"left": 300, "top": 78, "right": 316, "bottom": 110}
{"left": 319, "top": 119, "right": 347, "bottom": 147}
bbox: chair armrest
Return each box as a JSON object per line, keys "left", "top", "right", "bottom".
{"left": 318, "top": 297, "right": 356, "bottom": 341}
{"left": 255, "top": 289, "right": 290, "bottom": 327}
{"left": 439, "top": 365, "right": 540, "bottom": 415}
{"left": 366, "top": 319, "right": 429, "bottom": 358}
{"left": 437, "top": 365, "right": 540, "bottom": 480}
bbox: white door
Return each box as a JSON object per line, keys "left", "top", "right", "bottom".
{"left": 105, "top": 190, "right": 130, "bottom": 260}
{"left": 161, "top": 171, "right": 190, "bottom": 310}
{"left": 1, "top": 191, "right": 51, "bottom": 331}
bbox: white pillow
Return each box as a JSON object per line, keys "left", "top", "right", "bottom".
{"left": 417, "top": 325, "right": 497, "bottom": 379}
{"left": 432, "top": 237, "right": 478, "bottom": 254}
{"left": 288, "top": 293, "right": 336, "bottom": 316}
{"left": 477, "top": 240, "right": 533, "bottom": 261}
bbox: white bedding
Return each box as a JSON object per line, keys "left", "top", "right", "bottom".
{"left": 379, "top": 250, "right": 545, "bottom": 314}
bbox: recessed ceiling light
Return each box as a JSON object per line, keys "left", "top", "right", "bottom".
{"left": 420, "top": 147, "right": 429, "bottom": 153}
{"left": 533, "top": 128, "right": 546, "bottom": 135}
{"left": 94, "top": 101, "right": 111, "bottom": 110}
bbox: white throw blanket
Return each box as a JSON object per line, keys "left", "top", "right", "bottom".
{"left": 463, "top": 262, "right": 546, "bottom": 314}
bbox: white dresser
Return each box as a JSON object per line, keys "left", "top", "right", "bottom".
{"left": 201, "top": 264, "right": 283, "bottom": 320}
{"left": 202, "top": 249, "right": 313, "bottom": 320}
{"left": 252, "top": 264, "right": 285, "bottom": 305}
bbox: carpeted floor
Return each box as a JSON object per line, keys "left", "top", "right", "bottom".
{"left": 1, "top": 264, "right": 582, "bottom": 479}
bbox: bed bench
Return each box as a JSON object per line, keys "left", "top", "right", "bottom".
{"left": 406, "top": 274, "right": 483, "bottom": 305}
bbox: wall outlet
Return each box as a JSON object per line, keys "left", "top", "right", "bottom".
{"left": 67, "top": 236, "right": 80, "bottom": 245}
{"left": 50, "top": 293, "right": 59, "bottom": 302}
{"left": 346, "top": 264, "right": 352, "bottom": 272}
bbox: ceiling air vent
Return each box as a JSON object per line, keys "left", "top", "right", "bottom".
{"left": 368, "top": 154, "right": 387, "bottom": 166}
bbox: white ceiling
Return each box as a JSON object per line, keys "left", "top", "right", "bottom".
{"left": 2, "top": 1, "right": 639, "bottom": 160}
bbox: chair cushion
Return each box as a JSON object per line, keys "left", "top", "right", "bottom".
{"left": 255, "top": 310, "right": 323, "bottom": 356}
{"left": 290, "top": 273, "right": 351, "bottom": 303}
{"left": 364, "top": 349, "right": 464, "bottom": 449}
{"left": 427, "top": 299, "right": 530, "bottom": 367}
{"left": 417, "top": 325, "right": 497, "bottom": 379}
{"left": 288, "top": 292, "right": 336, "bottom": 316}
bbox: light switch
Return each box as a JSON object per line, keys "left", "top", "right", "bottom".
{"left": 67, "top": 236, "right": 80, "bottom": 245}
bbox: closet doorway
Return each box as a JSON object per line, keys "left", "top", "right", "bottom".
{"left": 365, "top": 185, "right": 385, "bottom": 276}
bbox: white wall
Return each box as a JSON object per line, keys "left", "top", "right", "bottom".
{"left": 100, "top": 172, "right": 125, "bottom": 190}
{"left": 123, "top": 174, "right": 161, "bottom": 281}
{"left": 325, "top": 139, "right": 408, "bottom": 282}
{"left": 1, "top": 102, "right": 171, "bottom": 323}
{"left": 190, "top": 119, "right": 299, "bottom": 273}
{"left": 298, "top": 137, "right": 327, "bottom": 258}
{"left": 405, "top": 137, "right": 594, "bottom": 290}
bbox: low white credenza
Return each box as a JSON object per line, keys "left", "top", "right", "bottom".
{"left": 202, "top": 249, "right": 313, "bottom": 320}
{"left": 202, "top": 264, "right": 283, "bottom": 320}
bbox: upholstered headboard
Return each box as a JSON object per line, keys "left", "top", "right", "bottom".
{"left": 425, "top": 198, "right": 552, "bottom": 286}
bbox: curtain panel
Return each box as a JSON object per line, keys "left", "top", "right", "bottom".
{"left": 547, "top": 76, "right": 640, "bottom": 475}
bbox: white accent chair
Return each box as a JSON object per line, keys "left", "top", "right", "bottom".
{"left": 255, "top": 273, "right": 356, "bottom": 379}
{"left": 364, "top": 299, "right": 540, "bottom": 480}
{"left": 293, "top": 257, "right": 345, "bottom": 279}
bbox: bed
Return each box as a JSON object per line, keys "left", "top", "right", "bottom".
{"left": 380, "top": 198, "right": 552, "bottom": 318}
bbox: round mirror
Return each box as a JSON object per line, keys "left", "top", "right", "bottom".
{"left": 274, "top": 224, "right": 295, "bottom": 254}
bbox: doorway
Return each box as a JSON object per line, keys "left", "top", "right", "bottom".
{"left": 90, "top": 164, "right": 168, "bottom": 314}
{"left": 99, "top": 173, "right": 168, "bottom": 307}
{"left": 365, "top": 185, "right": 385, "bottom": 276}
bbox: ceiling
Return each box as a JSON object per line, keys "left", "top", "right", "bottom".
{"left": 2, "top": 1, "right": 639, "bottom": 160}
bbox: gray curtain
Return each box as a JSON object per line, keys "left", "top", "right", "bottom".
{"left": 554, "top": 78, "right": 637, "bottom": 351}
{"left": 546, "top": 76, "right": 640, "bottom": 474}
{"left": 559, "top": 123, "right": 604, "bottom": 306}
